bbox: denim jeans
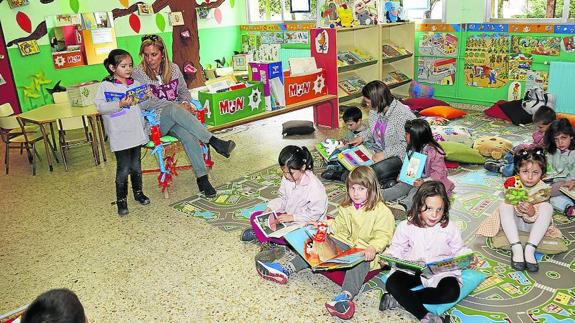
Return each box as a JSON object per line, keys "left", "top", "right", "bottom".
{"left": 160, "top": 105, "right": 213, "bottom": 178}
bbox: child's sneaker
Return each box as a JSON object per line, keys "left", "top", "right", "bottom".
{"left": 565, "top": 205, "right": 575, "bottom": 219}
{"left": 484, "top": 160, "right": 503, "bottom": 173}
{"left": 255, "top": 261, "right": 289, "bottom": 284}
{"left": 325, "top": 291, "right": 355, "bottom": 320}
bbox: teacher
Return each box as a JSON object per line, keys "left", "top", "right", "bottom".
{"left": 132, "top": 34, "right": 235, "bottom": 198}
{"left": 349, "top": 80, "right": 416, "bottom": 187}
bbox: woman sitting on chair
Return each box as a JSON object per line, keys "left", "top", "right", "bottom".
{"left": 132, "top": 34, "right": 235, "bottom": 197}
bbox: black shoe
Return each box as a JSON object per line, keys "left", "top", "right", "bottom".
{"left": 524, "top": 242, "right": 539, "bottom": 272}
{"left": 134, "top": 191, "right": 150, "bottom": 205}
{"left": 510, "top": 241, "right": 525, "bottom": 271}
{"left": 321, "top": 169, "right": 341, "bottom": 181}
{"left": 116, "top": 198, "right": 129, "bottom": 216}
{"left": 197, "top": 175, "right": 217, "bottom": 198}
{"left": 209, "top": 136, "right": 236, "bottom": 158}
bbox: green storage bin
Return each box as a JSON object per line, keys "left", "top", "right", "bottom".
{"left": 198, "top": 82, "right": 266, "bottom": 126}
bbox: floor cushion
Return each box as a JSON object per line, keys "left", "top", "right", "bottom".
{"left": 557, "top": 113, "right": 575, "bottom": 128}
{"left": 489, "top": 230, "right": 568, "bottom": 254}
{"left": 422, "top": 116, "right": 450, "bottom": 126}
{"left": 282, "top": 120, "right": 315, "bottom": 136}
{"left": 420, "top": 106, "right": 466, "bottom": 120}
{"left": 403, "top": 98, "right": 449, "bottom": 111}
{"left": 499, "top": 100, "right": 532, "bottom": 125}
{"left": 439, "top": 141, "right": 486, "bottom": 164}
{"left": 484, "top": 100, "right": 511, "bottom": 122}
{"left": 432, "top": 125, "right": 473, "bottom": 146}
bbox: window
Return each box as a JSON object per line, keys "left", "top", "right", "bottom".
{"left": 488, "top": 0, "right": 573, "bottom": 20}
{"left": 404, "top": 0, "right": 444, "bottom": 21}
{"left": 247, "top": 0, "right": 316, "bottom": 22}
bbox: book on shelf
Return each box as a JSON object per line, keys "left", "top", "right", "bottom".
{"left": 253, "top": 210, "right": 303, "bottom": 239}
{"left": 337, "top": 51, "right": 364, "bottom": 66}
{"left": 104, "top": 84, "right": 149, "bottom": 104}
{"left": 388, "top": 71, "right": 411, "bottom": 82}
{"left": 350, "top": 48, "right": 374, "bottom": 62}
{"left": 338, "top": 79, "right": 358, "bottom": 95}
{"left": 284, "top": 226, "right": 366, "bottom": 271}
{"left": 380, "top": 252, "right": 475, "bottom": 276}
{"left": 398, "top": 151, "right": 427, "bottom": 185}
{"left": 338, "top": 144, "right": 374, "bottom": 171}
{"left": 382, "top": 44, "right": 411, "bottom": 58}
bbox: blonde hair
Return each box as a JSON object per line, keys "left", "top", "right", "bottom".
{"left": 340, "top": 166, "right": 383, "bottom": 211}
{"left": 139, "top": 35, "right": 173, "bottom": 84}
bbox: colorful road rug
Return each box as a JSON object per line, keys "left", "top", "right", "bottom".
{"left": 172, "top": 112, "right": 575, "bottom": 322}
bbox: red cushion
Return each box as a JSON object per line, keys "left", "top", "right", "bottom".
{"left": 321, "top": 269, "right": 381, "bottom": 286}
{"left": 484, "top": 100, "right": 511, "bottom": 122}
{"left": 403, "top": 98, "right": 449, "bottom": 111}
{"left": 445, "top": 161, "right": 460, "bottom": 169}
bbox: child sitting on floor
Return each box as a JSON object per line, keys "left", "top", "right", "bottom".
{"left": 240, "top": 145, "right": 328, "bottom": 243}
{"left": 545, "top": 118, "right": 575, "bottom": 219}
{"left": 256, "top": 166, "right": 395, "bottom": 320}
{"left": 485, "top": 105, "right": 556, "bottom": 176}
{"left": 321, "top": 106, "right": 371, "bottom": 181}
{"left": 383, "top": 119, "right": 454, "bottom": 212}
{"left": 21, "top": 288, "right": 86, "bottom": 323}
{"left": 380, "top": 181, "right": 470, "bottom": 323}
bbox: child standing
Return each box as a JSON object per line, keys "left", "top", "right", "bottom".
{"left": 499, "top": 147, "right": 553, "bottom": 272}
{"left": 381, "top": 181, "right": 470, "bottom": 323}
{"left": 240, "top": 146, "right": 328, "bottom": 243}
{"left": 321, "top": 106, "right": 371, "bottom": 181}
{"left": 383, "top": 119, "right": 454, "bottom": 211}
{"left": 485, "top": 105, "right": 556, "bottom": 176}
{"left": 94, "top": 49, "right": 151, "bottom": 216}
{"left": 256, "top": 166, "right": 395, "bottom": 320}
{"left": 545, "top": 118, "right": 575, "bottom": 218}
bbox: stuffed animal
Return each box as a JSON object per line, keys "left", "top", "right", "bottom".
{"left": 522, "top": 87, "right": 556, "bottom": 115}
{"left": 473, "top": 136, "right": 512, "bottom": 160}
{"left": 336, "top": 4, "right": 357, "bottom": 28}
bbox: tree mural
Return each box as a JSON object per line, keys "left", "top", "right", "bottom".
{"left": 6, "top": 0, "right": 227, "bottom": 88}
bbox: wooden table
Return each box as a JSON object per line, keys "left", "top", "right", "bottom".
{"left": 17, "top": 103, "right": 105, "bottom": 172}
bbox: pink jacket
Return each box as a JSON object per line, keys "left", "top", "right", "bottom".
{"left": 423, "top": 145, "right": 455, "bottom": 195}
{"left": 267, "top": 170, "right": 328, "bottom": 224}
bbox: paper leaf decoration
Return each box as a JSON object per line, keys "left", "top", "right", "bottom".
{"left": 129, "top": 13, "right": 141, "bottom": 33}
{"left": 119, "top": 0, "right": 129, "bottom": 8}
{"left": 155, "top": 13, "right": 166, "bottom": 32}
{"left": 230, "top": 0, "right": 235, "bottom": 8}
{"left": 214, "top": 8, "right": 222, "bottom": 24}
{"left": 69, "top": 0, "right": 79, "bottom": 13}
{"left": 16, "top": 11, "right": 32, "bottom": 33}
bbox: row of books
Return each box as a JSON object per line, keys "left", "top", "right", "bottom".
{"left": 383, "top": 71, "right": 411, "bottom": 86}
{"left": 338, "top": 74, "right": 367, "bottom": 96}
{"left": 337, "top": 48, "right": 376, "bottom": 67}
{"left": 382, "top": 43, "right": 412, "bottom": 58}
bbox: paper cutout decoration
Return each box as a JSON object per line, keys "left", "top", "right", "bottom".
{"left": 16, "top": 11, "right": 32, "bottom": 33}
{"left": 129, "top": 14, "right": 141, "bottom": 33}
{"left": 46, "top": 80, "right": 67, "bottom": 95}
{"left": 138, "top": 3, "right": 154, "bottom": 15}
{"left": 508, "top": 81, "right": 522, "bottom": 101}
{"left": 118, "top": 0, "right": 129, "bottom": 8}
{"left": 8, "top": 0, "right": 29, "bottom": 9}
{"left": 169, "top": 12, "right": 185, "bottom": 26}
{"left": 214, "top": 8, "right": 222, "bottom": 24}
{"left": 17, "top": 40, "right": 40, "bottom": 56}
{"left": 315, "top": 29, "right": 329, "bottom": 54}
{"left": 69, "top": 0, "right": 79, "bottom": 13}
{"left": 155, "top": 13, "right": 166, "bottom": 32}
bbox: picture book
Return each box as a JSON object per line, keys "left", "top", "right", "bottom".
{"left": 338, "top": 74, "right": 367, "bottom": 95}
{"left": 380, "top": 252, "right": 475, "bottom": 276}
{"left": 284, "top": 226, "right": 366, "bottom": 271}
{"left": 389, "top": 71, "right": 411, "bottom": 83}
{"left": 337, "top": 51, "right": 363, "bottom": 66}
{"left": 316, "top": 139, "right": 344, "bottom": 162}
{"left": 351, "top": 48, "right": 374, "bottom": 62}
{"left": 338, "top": 145, "right": 374, "bottom": 171}
{"left": 104, "top": 84, "right": 149, "bottom": 104}
{"left": 399, "top": 151, "right": 427, "bottom": 185}
{"left": 338, "top": 79, "right": 357, "bottom": 95}
{"left": 382, "top": 44, "right": 402, "bottom": 58}
{"left": 253, "top": 211, "right": 303, "bottom": 239}
{"left": 559, "top": 187, "right": 575, "bottom": 200}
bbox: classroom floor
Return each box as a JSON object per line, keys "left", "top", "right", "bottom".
{"left": 1, "top": 108, "right": 574, "bottom": 322}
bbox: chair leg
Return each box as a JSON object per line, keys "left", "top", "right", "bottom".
{"left": 59, "top": 132, "right": 68, "bottom": 171}
{"left": 31, "top": 143, "right": 37, "bottom": 176}
{"left": 5, "top": 142, "right": 9, "bottom": 175}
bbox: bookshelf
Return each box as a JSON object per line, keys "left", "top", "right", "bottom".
{"left": 381, "top": 22, "right": 415, "bottom": 98}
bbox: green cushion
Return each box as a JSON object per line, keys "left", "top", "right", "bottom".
{"left": 145, "top": 135, "right": 179, "bottom": 148}
{"left": 490, "top": 230, "right": 568, "bottom": 254}
{"left": 439, "top": 141, "right": 486, "bottom": 164}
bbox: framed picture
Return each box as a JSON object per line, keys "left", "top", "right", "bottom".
{"left": 168, "top": 12, "right": 185, "bottom": 26}
{"left": 137, "top": 3, "right": 154, "bottom": 15}
{"left": 17, "top": 40, "right": 40, "bottom": 56}
{"left": 399, "top": 151, "right": 427, "bottom": 185}
{"left": 290, "top": 0, "right": 311, "bottom": 13}
{"left": 8, "top": 0, "right": 29, "bottom": 9}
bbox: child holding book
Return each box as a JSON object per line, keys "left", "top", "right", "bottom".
{"left": 545, "top": 118, "right": 575, "bottom": 218}
{"left": 380, "top": 181, "right": 470, "bottom": 323}
{"left": 95, "top": 49, "right": 152, "bottom": 216}
{"left": 240, "top": 145, "right": 328, "bottom": 243}
{"left": 256, "top": 166, "right": 395, "bottom": 320}
{"left": 321, "top": 106, "right": 371, "bottom": 181}
{"left": 383, "top": 119, "right": 454, "bottom": 211}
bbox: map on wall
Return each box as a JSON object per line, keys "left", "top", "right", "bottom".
{"left": 419, "top": 32, "right": 458, "bottom": 57}
{"left": 511, "top": 36, "right": 561, "bottom": 56}
{"left": 508, "top": 54, "right": 532, "bottom": 81}
{"left": 417, "top": 57, "right": 457, "bottom": 86}
{"left": 464, "top": 33, "right": 510, "bottom": 88}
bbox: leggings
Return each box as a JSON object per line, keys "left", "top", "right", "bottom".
{"left": 386, "top": 270, "right": 460, "bottom": 320}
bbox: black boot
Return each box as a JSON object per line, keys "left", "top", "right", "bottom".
{"left": 197, "top": 175, "right": 217, "bottom": 198}
{"left": 115, "top": 180, "right": 129, "bottom": 216}
{"left": 209, "top": 136, "right": 236, "bottom": 158}
{"left": 131, "top": 172, "right": 150, "bottom": 205}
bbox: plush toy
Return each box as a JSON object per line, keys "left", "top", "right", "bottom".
{"left": 503, "top": 176, "right": 528, "bottom": 205}
{"left": 473, "top": 136, "right": 512, "bottom": 160}
{"left": 384, "top": 1, "right": 404, "bottom": 23}
{"left": 409, "top": 80, "right": 435, "bottom": 98}
{"left": 336, "top": 4, "right": 357, "bottom": 28}
{"left": 522, "top": 87, "right": 556, "bottom": 115}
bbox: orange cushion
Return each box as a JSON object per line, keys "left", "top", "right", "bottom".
{"left": 557, "top": 113, "right": 575, "bottom": 128}
{"left": 420, "top": 106, "right": 466, "bottom": 119}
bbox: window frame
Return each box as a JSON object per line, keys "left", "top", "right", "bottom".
{"left": 403, "top": 0, "right": 447, "bottom": 23}
{"left": 484, "top": 0, "right": 572, "bottom": 23}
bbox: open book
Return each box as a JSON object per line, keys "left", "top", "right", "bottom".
{"left": 316, "top": 139, "right": 344, "bottom": 162}
{"left": 104, "top": 84, "right": 149, "bottom": 104}
{"left": 559, "top": 187, "right": 575, "bottom": 200}
{"left": 338, "top": 145, "right": 374, "bottom": 171}
{"left": 284, "top": 227, "right": 365, "bottom": 271}
{"left": 398, "top": 151, "right": 427, "bottom": 185}
{"left": 380, "top": 252, "right": 475, "bottom": 276}
{"left": 253, "top": 211, "right": 303, "bottom": 239}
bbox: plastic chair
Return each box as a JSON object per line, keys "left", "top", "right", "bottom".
{"left": 52, "top": 92, "right": 98, "bottom": 169}
{"left": 0, "top": 114, "right": 46, "bottom": 175}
